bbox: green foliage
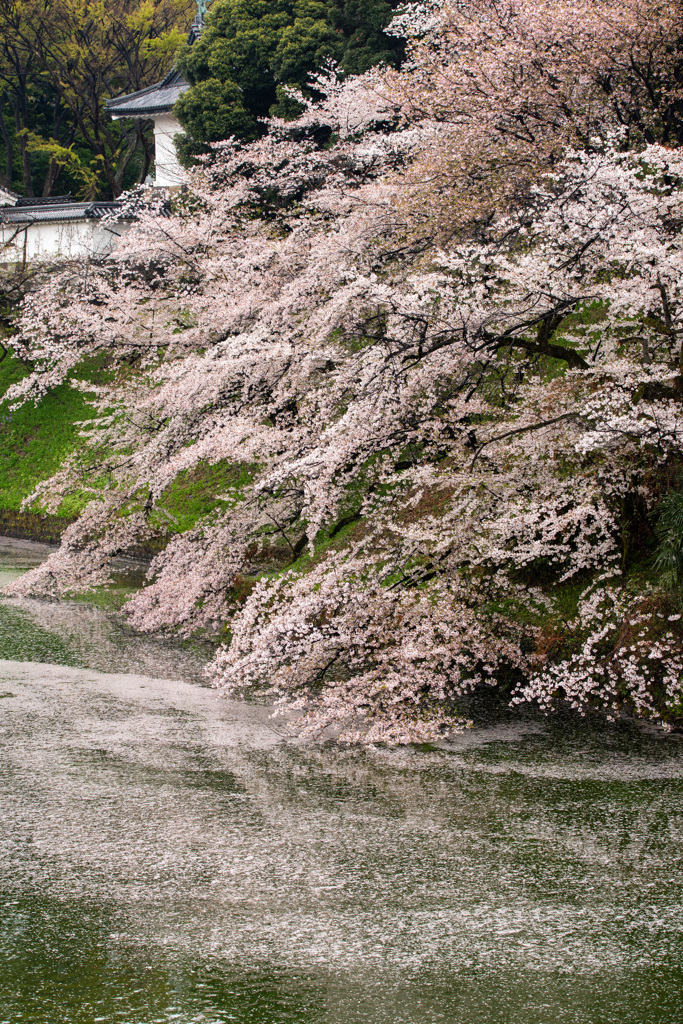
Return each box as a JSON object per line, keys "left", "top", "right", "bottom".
{"left": 654, "top": 490, "right": 683, "bottom": 596}
{"left": 154, "top": 459, "right": 256, "bottom": 532}
{"left": 22, "top": 131, "right": 101, "bottom": 199}
{"left": 0, "top": 353, "right": 93, "bottom": 515}
{"left": 174, "top": 78, "right": 260, "bottom": 157}
{"left": 175, "top": 0, "right": 405, "bottom": 148}
{"left": 328, "top": 0, "right": 405, "bottom": 74}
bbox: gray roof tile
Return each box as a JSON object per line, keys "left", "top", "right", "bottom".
{"left": 106, "top": 68, "right": 189, "bottom": 118}
{"left": 0, "top": 201, "right": 121, "bottom": 224}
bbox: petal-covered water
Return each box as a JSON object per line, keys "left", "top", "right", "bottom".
{"left": 0, "top": 539, "right": 682, "bottom": 1024}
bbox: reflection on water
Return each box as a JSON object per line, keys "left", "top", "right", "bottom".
{"left": 0, "top": 539, "right": 683, "bottom": 1024}
{"left": 0, "top": 537, "right": 51, "bottom": 587}
{"left": 0, "top": 538, "right": 213, "bottom": 682}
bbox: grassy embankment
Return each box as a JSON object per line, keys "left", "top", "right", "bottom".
{"left": 0, "top": 354, "right": 90, "bottom": 541}
{"left": 0, "top": 352, "right": 245, "bottom": 547}
{"left": 0, "top": 343, "right": 665, "bottom": 601}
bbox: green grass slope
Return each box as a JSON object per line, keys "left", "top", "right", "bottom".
{"left": 0, "top": 354, "right": 94, "bottom": 534}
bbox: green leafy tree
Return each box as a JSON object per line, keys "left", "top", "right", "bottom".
{"left": 329, "top": 0, "right": 406, "bottom": 75}
{"left": 174, "top": 0, "right": 404, "bottom": 155}
{"left": 0, "top": 0, "right": 194, "bottom": 198}
{"left": 655, "top": 491, "right": 683, "bottom": 597}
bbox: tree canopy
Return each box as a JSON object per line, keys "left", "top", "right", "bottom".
{"left": 4, "top": 0, "right": 683, "bottom": 742}
{"left": 174, "top": 0, "right": 405, "bottom": 155}
{"left": 0, "top": 0, "right": 194, "bottom": 198}
{"left": 5, "top": 0, "right": 683, "bottom": 739}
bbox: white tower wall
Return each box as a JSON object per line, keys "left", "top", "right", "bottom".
{"left": 152, "top": 114, "right": 186, "bottom": 187}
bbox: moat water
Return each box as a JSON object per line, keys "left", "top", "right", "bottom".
{"left": 0, "top": 538, "right": 682, "bottom": 1024}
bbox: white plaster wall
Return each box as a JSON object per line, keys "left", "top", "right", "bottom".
{"left": 153, "top": 114, "right": 186, "bottom": 187}
{"left": 0, "top": 218, "right": 126, "bottom": 262}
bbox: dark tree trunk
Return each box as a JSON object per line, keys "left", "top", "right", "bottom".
{"left": 10, "top": 81, "right": 33, "bottom": 196}
{"left": 19, "top": 135, "right": 33, "bottom": 196}
{"left": 138, "top": 125, "right": 154, "bottom": 184}
{"left": 41, "top": 156, "right": 60, "bottom": 196}
{"left": 0, "top": 96, "right": 13, "bottom": 187}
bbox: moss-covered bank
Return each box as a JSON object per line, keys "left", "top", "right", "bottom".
{"left": 0, "top": 352, "right": 251, "bottom": 552}
{"left": 0, "top": 353, "right": 90, "bottom": 541}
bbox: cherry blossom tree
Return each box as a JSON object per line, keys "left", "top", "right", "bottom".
{"left": 3, "top": 0, "right": 683, "bottom": 741}
{"left": 382, "top": 0, "right": 683, "bottom": 234}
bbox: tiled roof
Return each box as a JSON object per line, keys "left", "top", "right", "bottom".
{"left": 15, "top": 194, "right": 72, "bottom": 207}
{"left": 106, "top": 14, "right": 201, "bottom": 119}
{"left": 106, "top": 67, "right": 189, "bottom": 118}
{"left": 187, "top": 12, "right": 204, "bottom": 44}
{"left": 0, "top": 186, "right": 19, "bottom": 207}
{"left": 0, "top": 200, "right": 121, "bottom": 224}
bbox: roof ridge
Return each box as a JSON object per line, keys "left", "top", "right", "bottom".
{"left": 15, "top": 193, "right": 72, "bottom": 207}
{"left": 105, "top": 70, "right": 190, "bottom": 117}
{"left": 0, "top": 199, "right": 122, "bottom": 224}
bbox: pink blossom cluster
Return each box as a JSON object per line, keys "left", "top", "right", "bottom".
{"left": 514, "top": 581, "right": 683, "bottom": 723}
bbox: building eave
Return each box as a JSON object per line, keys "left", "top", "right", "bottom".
{"left": 0, "top": 186, "right": 20, "bottom": 208}
{"left": 0, "top": 201, "right": 122, "bottom": 225}
{"left": 106, "top": 68, "right": 190, "bottom": 119}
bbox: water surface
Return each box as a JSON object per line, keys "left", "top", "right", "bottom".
{"left": 0, "top": 538, "right": 682, "bottom": 1024}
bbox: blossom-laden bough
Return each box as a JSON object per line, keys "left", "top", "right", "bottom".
{"left": 3, "top": 0, "right": 683, "bottom": 741}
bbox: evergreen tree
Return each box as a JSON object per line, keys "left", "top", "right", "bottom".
{"left": 174, "top": 0, "right": 404, "bottom": 156}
